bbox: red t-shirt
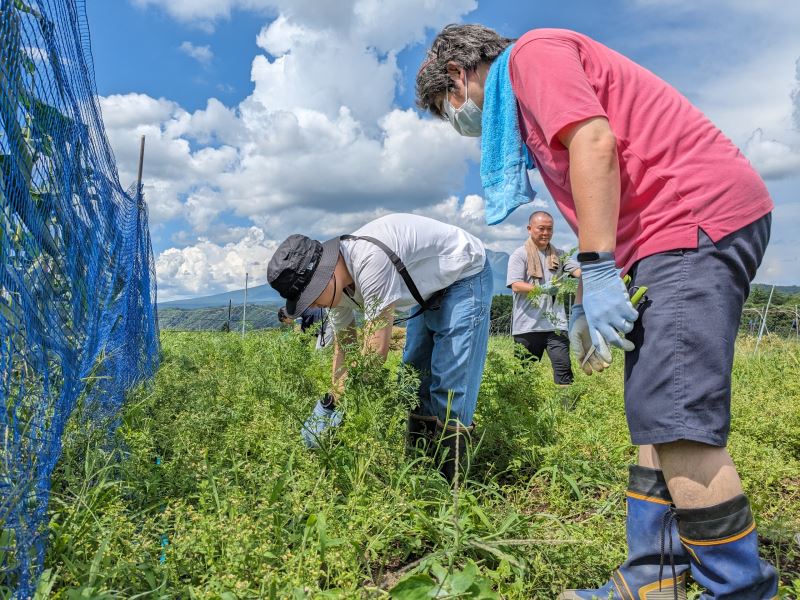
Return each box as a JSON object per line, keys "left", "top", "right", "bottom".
{"left": 509, "top": 29, "right": 773, "bottom": 273}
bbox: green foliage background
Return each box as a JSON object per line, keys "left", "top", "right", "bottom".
{"left": 38, "top": 331, "right": 800, "bottom": 599}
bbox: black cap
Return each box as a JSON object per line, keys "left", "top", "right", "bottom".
{"left": 267, "top": 234, "right": 340, "bottom": 318}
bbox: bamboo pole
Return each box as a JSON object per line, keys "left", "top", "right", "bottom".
{"left": 136, "top": 135, "right": 145, "bottom": 199}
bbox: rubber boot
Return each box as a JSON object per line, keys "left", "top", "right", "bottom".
{"left": 677, "top": 495, "right": 778, "bottom": 600}
{"left": 433, "top": 421, "right": 473, "bottom": 483}
{"left": 406, "top": 413, "right": 438, "bottom": 457}
{"left": 559, "top": 466, "right": 689, "bottom": 600}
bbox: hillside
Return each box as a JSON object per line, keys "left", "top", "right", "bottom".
{"left": 158, "top": 303, "right": 282, "bottom": 331}
{"left": 751, "top": 283, "right": 800, "bottom": 297}
{"left": 159, "top": 284, "right": 281, "bottom": 309}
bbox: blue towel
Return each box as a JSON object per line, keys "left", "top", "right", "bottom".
{"left": 480, "top": 44, "right": 536, "bottom": 225}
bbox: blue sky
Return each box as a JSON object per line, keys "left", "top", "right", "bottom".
{"left": 86, "top": 0, "right": 800, "bottom": 300}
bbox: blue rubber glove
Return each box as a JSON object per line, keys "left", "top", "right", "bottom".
{"left": 301, "top": 397, "right": 343, "bottom": 449}
{"left": 538, "top": 281, "right": 558, "bottom": 297}
{"left": 580, "top": 258, "right": 639, "bottom": 352}
{"left": 568, "top": 304, "right": 613, "bottom": 374}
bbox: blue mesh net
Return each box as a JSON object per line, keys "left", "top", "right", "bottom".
{"left": 0, "top": 0, "right": 159, "bottom": 595}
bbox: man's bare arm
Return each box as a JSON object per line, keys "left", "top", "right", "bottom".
{"left": 363, "top": 304, "right": 395, "bottom": 361}
{"left": 330, "top": 304, "right": 395, "bottom": 400}
{"left": 558, "top": 116, "right": 619, "bottom": 255}
{"left": 331, "top": 324, "right": 357, "bottom": 400}
{"left": 510, "top": 281, "right": 535, "bottom": 294}
{"left": 557, "top": 116, "right": 620, "bottom": 303}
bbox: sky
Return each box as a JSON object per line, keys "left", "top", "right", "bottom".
{"left": 86, "top": 0, "right": 800, "bottom": 301}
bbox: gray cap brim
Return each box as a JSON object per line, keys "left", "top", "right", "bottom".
{"left": 285, "top": 236, "right": 340, "bottom": 318}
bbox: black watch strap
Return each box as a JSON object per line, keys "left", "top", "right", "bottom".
{"left": 577, "top": 251, "right": 615, "bottom": 264}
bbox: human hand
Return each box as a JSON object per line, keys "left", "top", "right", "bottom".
{"left": 568, "top": 304, "right": 613, "bottom": 374}
{"left": 300, "top": 394, "right": 343, "bottom": 449}
{"left": 580, "top": 258, "right": 638, "bottom": 351}
{"left": 538, "top": 281, "right": 558, "bottom": 297}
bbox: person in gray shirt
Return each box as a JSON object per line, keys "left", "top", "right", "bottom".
{"left": 506, "top": 211, "right": 580, "bottom": 385}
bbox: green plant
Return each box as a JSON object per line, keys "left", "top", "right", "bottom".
{"left": 40, "top": 331, "right": 800, "bottom": 598}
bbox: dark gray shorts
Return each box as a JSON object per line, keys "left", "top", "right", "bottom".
{"left": 624, "top": 214, "right": 771, "bottom": 447}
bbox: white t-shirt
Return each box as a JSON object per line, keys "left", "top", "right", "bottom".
{"left": 506, "top": 244, "right": 578, "bottom": 334}
{"left": 329, "top": 214, "right": 486, "bottom": 331}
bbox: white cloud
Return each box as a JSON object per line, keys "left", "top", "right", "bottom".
{"left": 156, "top": 226, "right": 277, "bottom": 300}
{"left": 414, "top": 194, "right": 574, "bottom": 256}
{"left": 107, "top": 0, "right": 491, "bottom": 298}
{"left": 792, "top": 57, "right": 800, "bottom": 130}
{"left": 179, "top": 41, "right": 213, "bottom": 66}
{"left": 743, "top": 130, "right": 800, "bottom": 181}
{"left": 100, "top": 94, "right": 239, "bottom": 223}
{"left": 624, "top": 1, "right": 800, "bottom": 184}
{"left": 131, "top": 0, "right": 274, "bottom": 30}
{"left": 104, "top": 0, "right": 482, "bottom": 235}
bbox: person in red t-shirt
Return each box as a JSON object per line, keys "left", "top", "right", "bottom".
{"left": 416, "top": 24, "right": 777, "bottom": 599}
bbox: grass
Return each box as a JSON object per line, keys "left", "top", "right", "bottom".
{"left": 38, "top": 330, "right": 800, "bottom": 598}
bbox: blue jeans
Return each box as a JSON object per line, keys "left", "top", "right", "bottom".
{"left": 402, "top": 260, "right": 492, "bottom": 426}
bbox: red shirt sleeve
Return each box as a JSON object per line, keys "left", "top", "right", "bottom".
{"left": 510, "top": 36, "right": 607, "bottom": 147}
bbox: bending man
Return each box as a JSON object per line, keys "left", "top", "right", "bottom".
{"left": 267, "top": 213, "right": 492, "bottom": 481}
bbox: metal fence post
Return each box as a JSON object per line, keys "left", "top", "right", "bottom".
{"left": 755, "top": 284, "right": 774, "bottom": 352}
{"left": 242, "top": 272, "right": 248, "bottom": 337}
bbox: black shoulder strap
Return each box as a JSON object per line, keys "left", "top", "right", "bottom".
{"left": 340, "top": 234, "right": 442, "bottom": 319}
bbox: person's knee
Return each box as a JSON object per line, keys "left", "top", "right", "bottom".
{"left": 654, "top": 439, "right": 705, "bottom": 456}
{"left": 654, "top": 440, "right": 742, "bottom": 506}
{"left": 654, "top": 439, "right": 728, "bottom": 474}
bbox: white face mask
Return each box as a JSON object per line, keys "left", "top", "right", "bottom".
{"left": 443, "top": 71, "right": 482, "bottom": 137}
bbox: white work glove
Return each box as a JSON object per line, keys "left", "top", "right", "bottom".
{"left": 568, "top": 304, "right": 613, "bottom": 375}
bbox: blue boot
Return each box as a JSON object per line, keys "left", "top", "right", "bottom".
{"left": 559, "top": 466, "right": 689, "bottom": 600}
{"left": 677, "top": 495, "right": 778, "bottom": 600}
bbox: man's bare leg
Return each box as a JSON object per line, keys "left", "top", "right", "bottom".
{"left": 637, "top": 443, "right": 660, "bottom": 470}
{"left": 654, "top": 440, "right": 743, "bottom": 508}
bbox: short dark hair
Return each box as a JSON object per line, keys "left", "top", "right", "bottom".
{"left": 416, "top": 24, "right": 515, "bottom": 119}
{"left": 529, "top": 211, "right": 554, "bottom": 224}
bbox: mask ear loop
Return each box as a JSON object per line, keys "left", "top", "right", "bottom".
{"left": 445, "top": 69, "right": 470, "bottom": 117}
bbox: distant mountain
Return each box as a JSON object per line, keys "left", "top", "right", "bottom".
{"left": 158, "top": 303, "right": 282, "bottom": 331}
{"left": 160, "top": 282, "right": 280, "bottom": 309}
{"left": 752, "top": 283, "right": 800, "bottom": 296}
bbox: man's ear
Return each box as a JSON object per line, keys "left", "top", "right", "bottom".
{"left": 446, "top": 61, "right": 464, "bottom": 80}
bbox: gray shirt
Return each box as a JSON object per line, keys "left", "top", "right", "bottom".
{"left": 506, "top": 245, "right": 578, "bottom": 334}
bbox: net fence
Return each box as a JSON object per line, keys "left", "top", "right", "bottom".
{"left": 0, "top": 0, "right": 159, "bottom": 596}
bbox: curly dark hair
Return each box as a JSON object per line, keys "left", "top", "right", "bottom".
{"left": 416, "top": 24, "right": 515, "bottom": 119}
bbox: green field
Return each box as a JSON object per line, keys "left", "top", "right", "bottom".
{"left": 41, "top": 330, "right": 800, "bottom": 598}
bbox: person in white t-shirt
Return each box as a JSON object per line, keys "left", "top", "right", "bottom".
{"left": 506, "top": 211, "right": 581, "bottom": 386}
{"left": 267, "top": 214, "right": 493, "bottom": 481}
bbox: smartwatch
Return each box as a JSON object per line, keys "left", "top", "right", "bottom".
{"left": 577, "top": 251, "right": 615, "bottom": 264}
